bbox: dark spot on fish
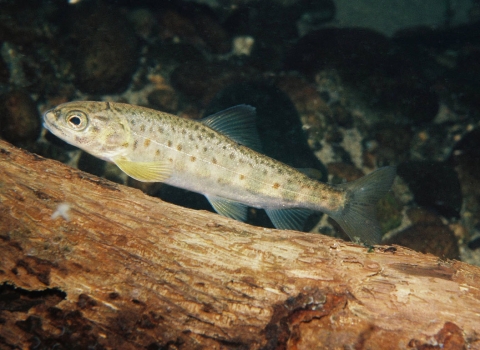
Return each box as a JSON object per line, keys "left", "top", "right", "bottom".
{"left": 168, "top": 158, "right": 173, "bottom": 162}
{"left": 96, "top": 115, "right": 109, "bottom": 123}
{"left": 263, "top": 169, "right": 268, "bottom": 175}
{"left": 181, "top": 129, "right": 186, "bottom": 135}
{"left": 198, "top": 135, "right": 203, "bottom": 141}
{"left": 156, "top": 149, "right": 160, "bottom": 156}
{"left": 177, "top": 144, "right": 183, "bottom": 151}
{"left": 91, "top": 126, "right": 100, "bottom": 133}
{"left": 131, "top": 119, "right": 136, "bottom": 126}
{"left": 229, "top": 153, "right": 235, "bottom": 160}
{"left": 144, "top": 139, "right": 151, "bottom": 147}
{"left": 277, "top": 168, "right": 284, "bottom": 175}
{"left": 140, "top": 124, "right": 146, "bottom": 132}
{"left": 194, "top": 125, "right": 199, "bottom": 130}
{"left": 189, "top": 134, "right": 194, "bottom": 141}
{"left": 272, "top": 183, "right": 280, "bottom": 189}
{"left": 212, "top": 157, "right": 217, "bottom": 164}
{"left": 203, "top": 146, "right": 208, "bottom": 152}
{"left": 240, "top": 174, "right": 245, "bottom": 180}
{"left": 158, "top": 126, "right": 164, "bottom": 133}
{"left": 121, "top": 142, "right": 129, "bottom": 148}
{"left": 167, "top": 140, "right": 172, "bottom": 147}
{"left": 208, "top": 132, "right": 215, "bottom": 138}
{"left": 75, "top": 136, "right": 88, "bottom": 144}
{"left": 239, "top": 158, "right": 245, "bottom": 164}
{"left": 133, "top": 140, "right": 138, "bottom": 150}
{"left": 190, "top": 156, "right": 196, "bottom": 162}
{"left": 217, "top": 177, "right": 229, "bottom": 185}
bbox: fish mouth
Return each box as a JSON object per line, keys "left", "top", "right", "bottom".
{"left": 43, "top": 110, "right": 65, "bottom": 137}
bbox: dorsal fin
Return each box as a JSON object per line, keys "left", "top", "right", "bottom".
{"left": 201, "top": 105, "right": 262, "bottom": 152}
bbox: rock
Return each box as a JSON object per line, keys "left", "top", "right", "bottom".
{"left": 148, "top": 41, "right": 204, "bottom": 70}
{"left": 397, "top": 161, "right": 462, "bottom": 219}
{"left": 66, "top": 4, "right": 139, "bottom": 94}
{"left": 449, "top": 127, "right": 480, "bottom": 241}
{"left": 0, "top": 90, "right": 40, "bottom": 145}
{"left": 0, "top": 1, "right": 61, "bottom": 44}
{"left": 385, "top": 208, "right": 460, "bottom": 260}
{"left": 285, "top": 27, "right": 439, "bottom": 124}
{"left": 376, "top": 193, "right": 403, "bottom": 233}
{"left": 373, "top": 122, "right": 413, "bottom": 164}
{"left": 285, "top": 27, "right": 392, "bottom": 79}
{"left": 147, "top": 89, "right": 179, "bottom": 114}
{"left": 224, "top": 0, "right": 334, "bottom": 69}
{"left": 327, "top": 162, "right": 364, "bottom": 183}
{"left": 170, "top": 60, "right": 258, "bottom": 104}
{"left": 158, "top": 3, "right": 231, "bottom": 54}
{"left": 275, "top": 75, "right": 330, "bottom": 117}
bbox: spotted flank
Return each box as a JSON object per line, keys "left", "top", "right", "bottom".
{"left": 43, "top": 101, "right": 396, "bottom": 244}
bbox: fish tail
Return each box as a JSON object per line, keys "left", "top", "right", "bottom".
{"left": 329, "top": 166, "right": 396, "bottom": 245}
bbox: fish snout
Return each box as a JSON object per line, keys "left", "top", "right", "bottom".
{"left": 43, "top": 109, "right": 61, "bottom": 133}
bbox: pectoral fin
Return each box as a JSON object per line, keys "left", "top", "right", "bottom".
{"left": 206, "top": 195, "right": 248, "bottom": 222}
{"left": 113, "top": 158, "right": 172, "bottom": 182}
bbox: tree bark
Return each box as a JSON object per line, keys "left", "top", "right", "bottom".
{"left": 0, "top": 139, "right": 479, "bottom": 350}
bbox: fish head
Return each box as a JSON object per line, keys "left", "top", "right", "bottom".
{"left": 43, "top": 101, "right": 132, "bottom": 161}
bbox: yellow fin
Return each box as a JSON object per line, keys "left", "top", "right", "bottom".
{"left": 113, "top": 158, "right": 172, "bottom": 182}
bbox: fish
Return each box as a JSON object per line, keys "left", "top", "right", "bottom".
{"left": 43, "top": 101, "right": 396, "bottom": 245}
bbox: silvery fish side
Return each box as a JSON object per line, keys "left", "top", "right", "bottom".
{"left": 43, "top": 101, "right": 396, "bottom": 245}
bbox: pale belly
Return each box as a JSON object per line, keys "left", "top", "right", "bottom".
{"left": 163, "top": 170, "right": 310, "bottom": 210}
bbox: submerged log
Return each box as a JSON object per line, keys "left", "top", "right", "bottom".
{"left": 0, "top": 139, "right": 479, "bottom": 349}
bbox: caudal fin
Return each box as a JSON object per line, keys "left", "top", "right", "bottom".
{"left": 329, "top": 166, "right": 396, "bottom": 245}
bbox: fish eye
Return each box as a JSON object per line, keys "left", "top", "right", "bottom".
{"left": 66, "top": 111, "right": 88, "bottom": 131}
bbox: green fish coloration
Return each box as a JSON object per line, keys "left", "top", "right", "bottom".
{"left": 43, "top": 101, "right": 396, "bottom": 245}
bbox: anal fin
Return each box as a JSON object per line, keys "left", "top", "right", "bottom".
{"left": 206, "top": 195, "right": 248, "bottom": 222}
{"left": 265, "top": 208, "right": 314, "bottom": 231}
{"left": 113, "top": 158, "right": 173, "bottom": 182}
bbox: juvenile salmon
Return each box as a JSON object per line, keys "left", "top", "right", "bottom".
{"left": 43, "top": 101, "right": 395, "bottom": 244}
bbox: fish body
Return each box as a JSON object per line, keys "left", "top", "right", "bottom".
{"left": 43, "top": 101, "right": 396, "bottom": 244}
